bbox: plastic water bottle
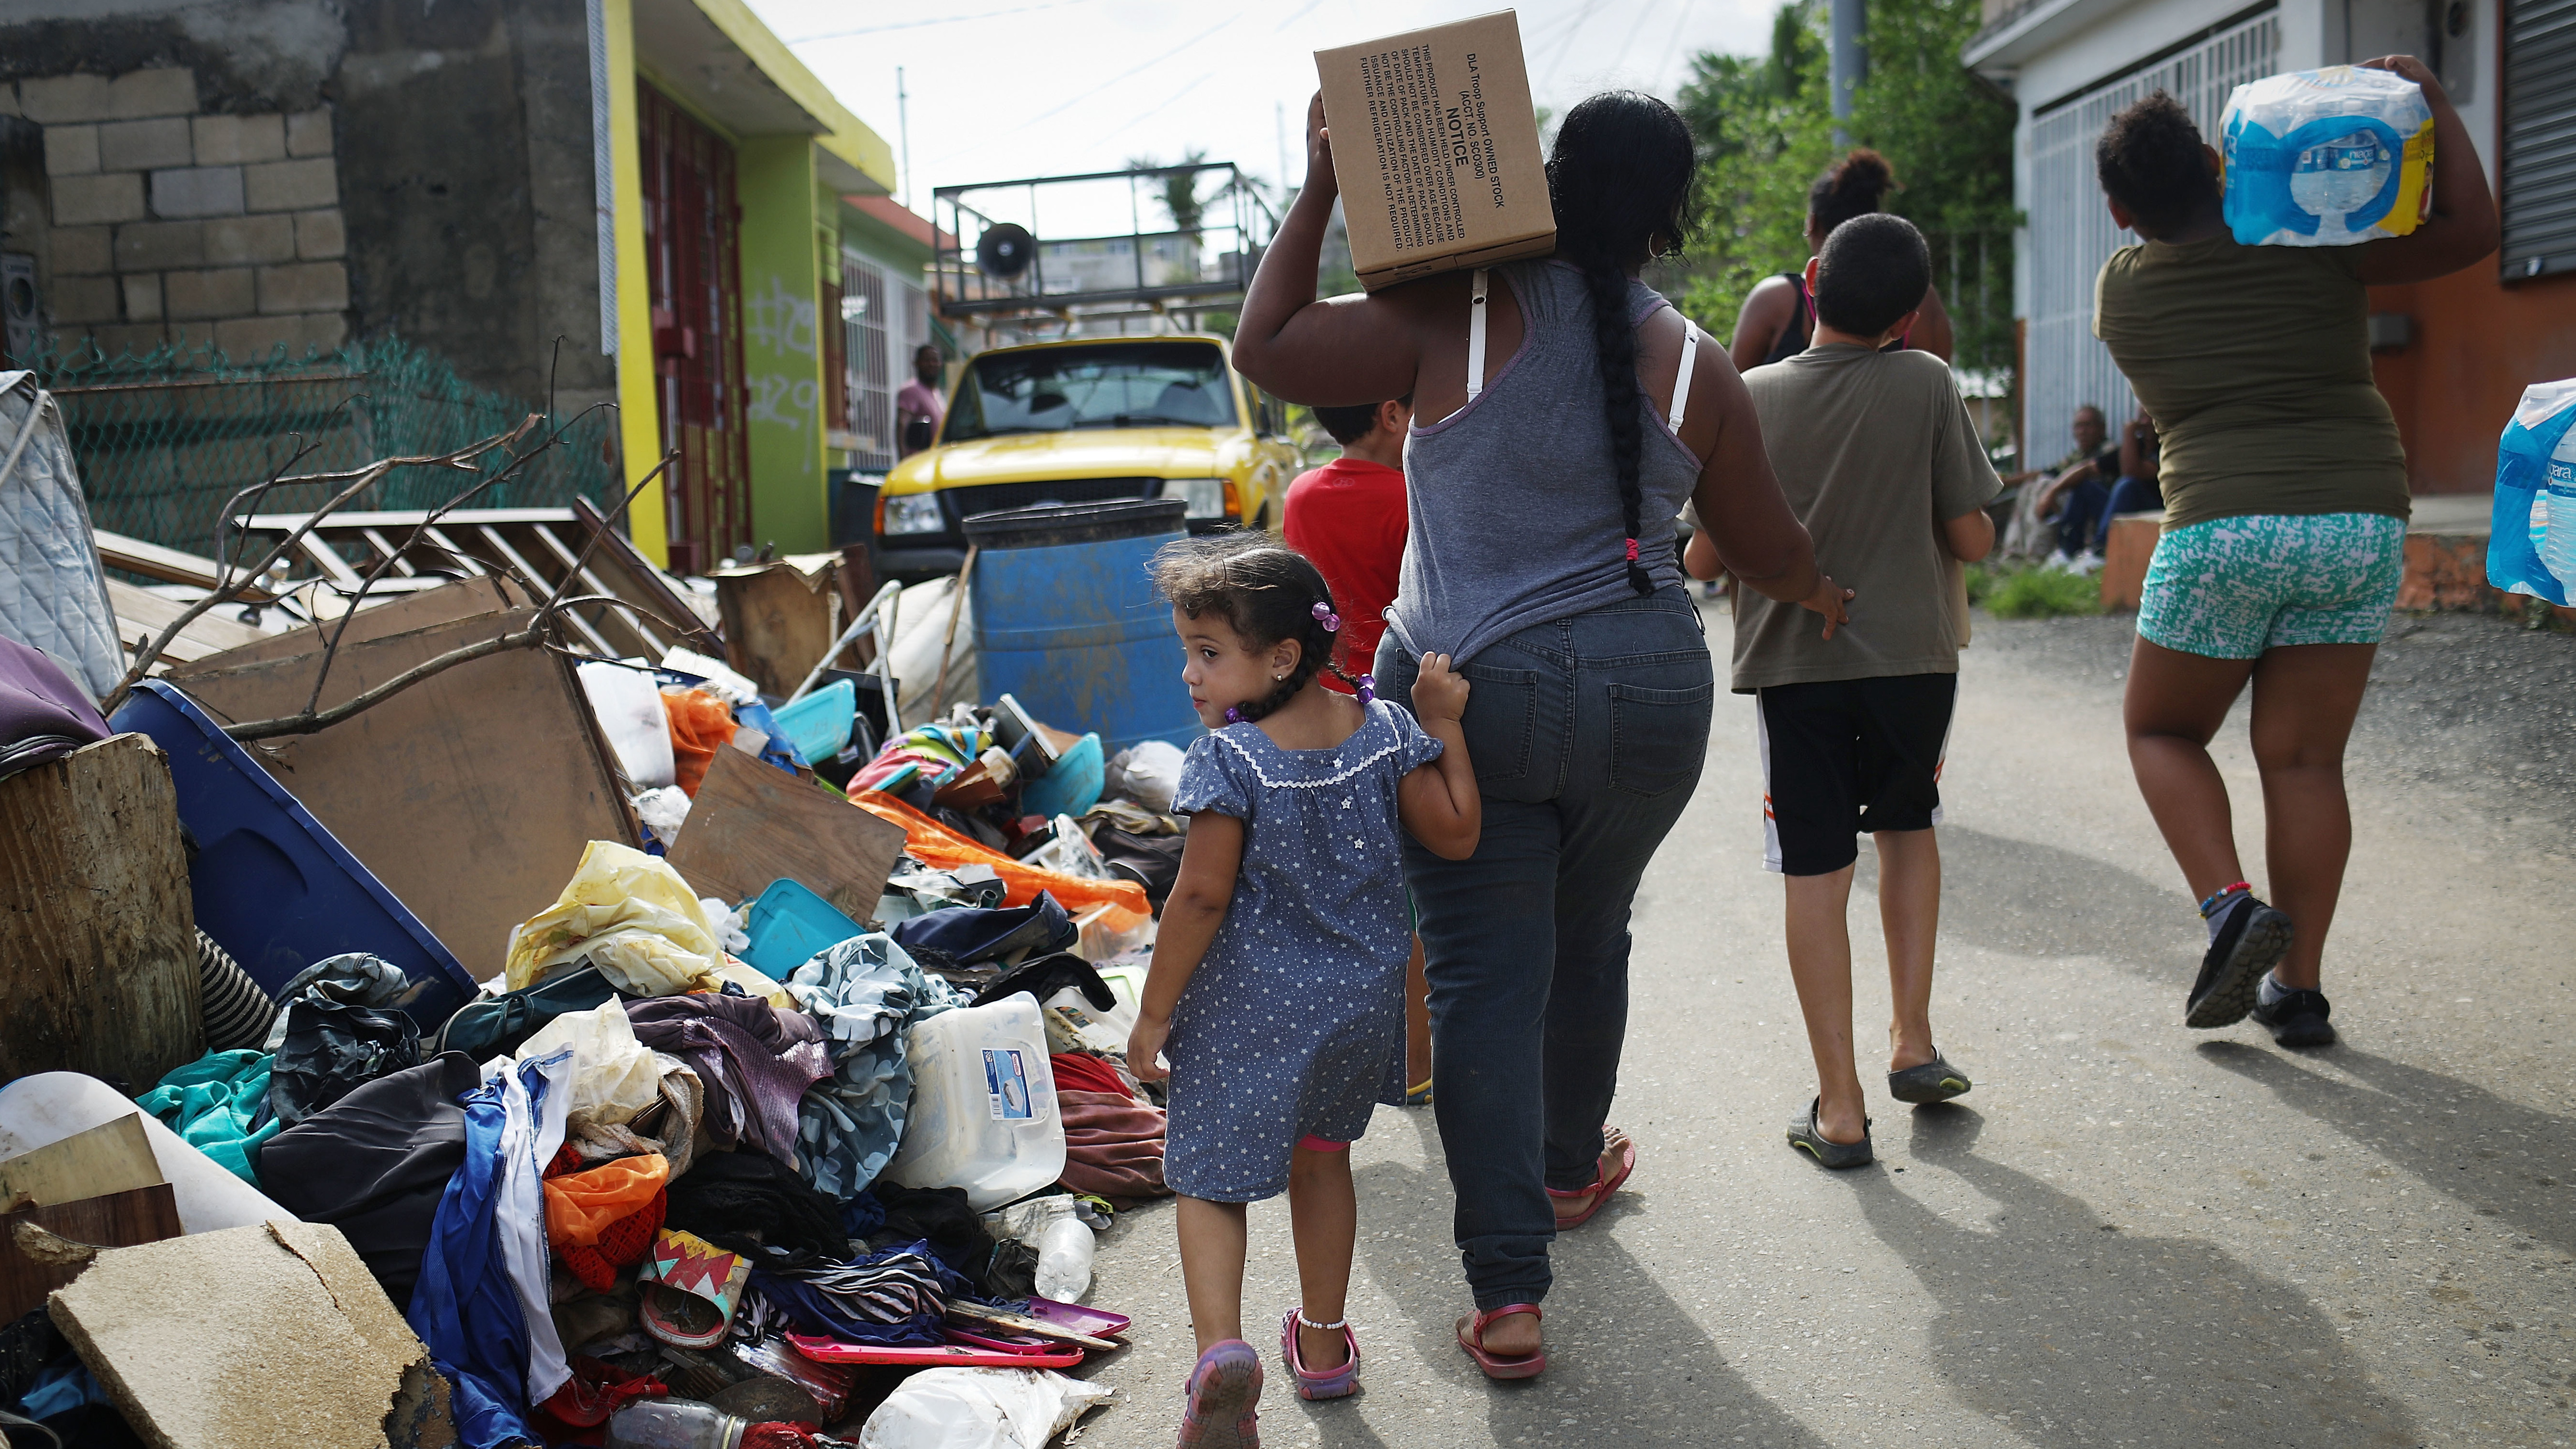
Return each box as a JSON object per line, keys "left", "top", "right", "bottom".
{"left": 2540, "top": 425, "right": 2576, "bottom": 587}
{"left": 2289, "top": 129, "right": 2391, "bottom": 237}
{"left": 1034, "top": 1213, "right": 1096, "bottom": 1302}
{"left": 605, "top": 1400, "right": 747, "bottom": 1449}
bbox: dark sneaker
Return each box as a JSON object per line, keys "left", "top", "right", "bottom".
{"left": 1887, "top": 1050, "right": 1972, "bottom": 1105}
{"left": 1785, "top": 1098, "right": 1873, "bottom": 1169}
{"left": 2185, "top": 898, "right": 2293, "bottom": 1029}
{"left": 2251, "top": 986, "right": 2336, "bottom": 1048}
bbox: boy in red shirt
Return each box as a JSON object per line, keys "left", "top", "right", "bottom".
{"left": 1282, "top": 396, "right": 1409, "bottom": 694}
{"left": 1282, "top": 394, "right": 1431, "bottom": 1099}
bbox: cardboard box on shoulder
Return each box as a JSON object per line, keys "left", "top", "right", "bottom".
{"left": 1317, "top": 10, "right": 1554, "bottom": 291}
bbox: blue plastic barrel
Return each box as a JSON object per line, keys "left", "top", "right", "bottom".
{"left": 964, "top": 500, "right": 1203, "bottom": 756}
{"left": 110, "top": 680, "right": 479, "bottom": 1030}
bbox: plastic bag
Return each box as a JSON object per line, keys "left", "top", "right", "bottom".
{"left": 543, "top": 1152, "right": 669, "bottom": 1246}
{"left": 578, "top": 662, "right": 678, "bottom": 790}
{"left": 1106, "top": 740, "right": 1185, "bottom": 813}
{"left": 2489, "top": 378, "right": 2576, "bottom": 607}
{"left": 662, "top": 687, "right": 740, "bottom": 797}
{"left": 517, "top": 1000, "right": 663, "bottom": 1128}
{"left": 887, "top": 576, "right": 978, "bottom": 720}
{"left": 505, "top": 841, "right": 729, "bottom": 995}
{"left": 2221, "top": 66, "right": 2432, "bottom": 247}
{"left": 853, "top": 791, "right": 1151, "bottom": 932}
{"left": 858, "top": 1368, "right": 1111, "bottom": 1449}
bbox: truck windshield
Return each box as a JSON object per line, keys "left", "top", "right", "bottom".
{"left": 945, "top": 341, "right": 1237, "bottom": 441}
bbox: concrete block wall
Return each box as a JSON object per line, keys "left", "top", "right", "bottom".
{"left": 2, "top": 67, "right": 346, "bottom": 360}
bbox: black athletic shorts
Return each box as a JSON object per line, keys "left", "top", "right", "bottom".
{"left": 1756, "top": 672, "right": 1957, "bottom": 876}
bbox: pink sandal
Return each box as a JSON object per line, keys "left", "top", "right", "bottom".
{"left": 1279, "top": 1308, "right": 1360, "bottom": 1399}
{"left": 1546, "top": 1126, "right": 1635, "bottom": 1230}
{"left": 1455, "top": 1303, "right": 1546, "bottom": 1380}
{"left": 1176, "top": 1338, "right": 1261, "bottom": 1447}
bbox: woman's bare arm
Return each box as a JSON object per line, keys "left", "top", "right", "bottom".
{"left": 1910, "top": 284, "right": 1956, "bottom": 363}
{"left": 1729, "top": 276, "right": 1797, "bottom": 372}
{"left": 1680, "top": 337, "right": 1848, "bottom": 636}
{"left": 2355, "top": 55, "right": 2499, "bottom": 285}
{"left": 1231, "top": 93, "right": 1424, "bottom": 404}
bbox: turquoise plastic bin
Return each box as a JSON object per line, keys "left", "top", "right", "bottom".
{"left": 963, "top": 500, "right": 1203, "bottom": 756}
{"left": 772, "top": 680, "right": 857, "bottom": 767}
{"left": 742, "top": 878, "right": 867, "bottom": 980}
{"left": 1019, "top": 731, "right": 1104, "bottom": 818}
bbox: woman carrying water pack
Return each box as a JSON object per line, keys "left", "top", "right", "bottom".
{"left": 1729, "top": 149, "right": 1957, "bottom": 370}
{"left": 2089, "top": 60, "right": 2496, "bottom": 1049}
{"left": 1233, "top": 90, "right": 1847, "bottom": 1379}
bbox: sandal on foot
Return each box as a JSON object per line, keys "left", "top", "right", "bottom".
{"left": 1887, "top": 1050, "right": 1972, "bottom": 1104}
{"left": 1279, "top": 1308, "right": 1360, "bottom": 1400}
{"left": 1455, "top": 1304, "right": 1545, "bottom": 1381}
{"left": 1405, "top": 1077, "right": 1433, "bottom": 1107}
{"left": 1177, "top": 1339, "right": 1261, "bottom": 1448}
{"left": 1545, "top": 1126, "right": 1635, "bottom": 1229}
{"left": 1786, "top": 1098, "right": 1873, "bottom": 1169}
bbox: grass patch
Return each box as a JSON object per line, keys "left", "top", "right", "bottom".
{"left": 1967, "top": 561, "right": 2106, "bottom": 620}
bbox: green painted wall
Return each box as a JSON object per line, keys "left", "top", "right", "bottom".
{"left": 736, "top": 135, "right": 828, "bottom": 554}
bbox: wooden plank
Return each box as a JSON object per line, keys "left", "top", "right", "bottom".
{"left": 0, "top": 1117, "right": 164, "bottom": 1213}
{"left": 712, "top": 559, "right": 839, "bottom": 698}
{"left": 528, "top": 523, "right": 658, "bottom": 658}
{"left": 91, "top": 529, "right": 280, "bottom": 604}
{"left": 358, "top": 528, "right": 419, "bottom": 576}
{"left": 665, "top": 745, "right": 905, "bottom": 919}
{"left": 0, "top": 1183, "right": 183, "bottom": 1322}
{"left": 106, "top": 579, "right": 270, "bottom": 658}
{"left": 0, "top": 736, "right": 201, "bottom": 1092}
{"left": 482, "top": 525, "right": 616, "bottom": 656}
{"left": 164, "top": 610, "right": 637, "bottom": 970}
{"left": 164, "top": 577, "right": 530, "bottom": 677}
{"left": 572, "top": 496, "right": 725, "bottom": 652}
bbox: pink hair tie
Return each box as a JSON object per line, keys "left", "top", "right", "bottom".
{"left": 1623, "top": 537, "right": 1640, "bottom": 563}
{"left": 1311, "top": 601, "right": 1341, "bottom": 631}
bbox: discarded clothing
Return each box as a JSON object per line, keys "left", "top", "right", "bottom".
{"left": 892, "top": 892, "right": 1076, "bottom": 968}
{"left": 662, "top": 686, "right": 738, "bottom": 796}
{"left": 565, "top": 1050, "right": 706, "bottom": 1178}
{"left": 256, "top": 1050, "right": 480, "bottom": 1307}
{"left": 538, "top": 1354, "right": 667, "bottom": 1431}
{"left": 867, "top": 1181, "right": 991, "bottom": 1282}
{"left": 747, "top": 1241, "right": 961, "bottom": 1347}
{"left": 663, "top": 1148, "right": 849, "bottom": 1262}
{"left": 408, "top": 1051, "right": 572, "bottom": 1449}
{"left": 973, "top": 953, "right": 1112, "bottom": 1014}
{"left": 788, "top": 933, "right": 960, "bottom": 1201}
{"left": 1093, "top": 825, "right": 1186, "bottom": 908}
{"left": 434, "top": 965, "right": 623, "bottom": 1061}
{"left": 0, "top": 635, "right": 109, "bottom": 784}
{"left": 267, "top": 995, "right": 421, "bottom": 1128}
{"left": 194, "top": 930, "right": 278, "bottom": 1053}
{"left": 543, "top": 1151, "right": 668, "bottom": 1293}
{"left": 626, "top": 993, "right": 830, "bottom": 1165}
{"left": 1057, "top": 1090, "right": 1170, "bottom": 1199}
{"left": 259, "top": 952, "right": 410, "bottom": 1053}
{"left": 135, "top": 1049, "right": 277, "bottom": 1187}
{"left": 496, "top": 1052, "right": 575, "bottom": 1408}
{"left": 504, "top": 840, "right": 729, "bottom": 996}
{"left": 1048, "top": 1052, "right": 1138, "bottom": 1100}
{"left": 516, "top": 999, "right": 662, "bottom": 1131}
{"left": 983, "top": 1238, "right": 1040, "bottom": 1299}
{"left": 853, "top": 790, "right": 1151, "bottom": 928}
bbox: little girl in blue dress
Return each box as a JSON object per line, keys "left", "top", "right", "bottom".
{"left": 1128, "top": 535, "right": 1480, "bottom": 1448}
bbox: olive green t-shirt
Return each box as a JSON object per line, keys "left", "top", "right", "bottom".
{"left": 1726, "top": 344, "right": 2001, "bottom": 693}
{"left": 2093, "top": 235, "right": 2409, "bottom": 531}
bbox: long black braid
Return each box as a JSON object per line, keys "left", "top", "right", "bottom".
{"left": 1150, "top": 534, "right": 1368, "bottom": 722}
{"left": 1545, "top": 92, "right": 1702, "bottom": 597}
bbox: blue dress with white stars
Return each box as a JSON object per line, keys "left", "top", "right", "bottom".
{"left": 1161, "top": 698, "right": 1446, "bottom": 1203}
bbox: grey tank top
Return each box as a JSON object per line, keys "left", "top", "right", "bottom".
{"left": 1388, "top": 259, "right": 1702, "bottom": 665}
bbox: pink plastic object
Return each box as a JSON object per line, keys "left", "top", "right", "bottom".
{"left": 1027, "top": 1296, "right": 1131, "bottom": 1339}
{"left": 784, "top": 1333, "right": 1083, "bottom": 1370}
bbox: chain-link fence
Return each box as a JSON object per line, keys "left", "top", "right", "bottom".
{"left": 31, "top": 334, "right": 620, "bottom": 565}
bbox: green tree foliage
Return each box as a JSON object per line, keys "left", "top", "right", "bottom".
{"left": 1671, "top": 0, "right": 2018, "bottom": 382}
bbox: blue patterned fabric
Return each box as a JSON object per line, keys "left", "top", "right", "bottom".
{"left": 1161, "top": 699, "right": 1443, "bottom": 1202}
{"left": 790, "top": 933, "right": 961, "bottom": 1200}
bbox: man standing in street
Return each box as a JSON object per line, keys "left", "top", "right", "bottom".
{"left": 896, "top": 343, "right": 946, "bottom": 457}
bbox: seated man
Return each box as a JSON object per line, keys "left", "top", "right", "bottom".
{"left": 2030, "top": 403, "right": 2120, "bottom": 569}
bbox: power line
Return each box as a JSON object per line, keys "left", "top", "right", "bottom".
{"left": 788, "top": 0, "right": 1091, "bottom": 45}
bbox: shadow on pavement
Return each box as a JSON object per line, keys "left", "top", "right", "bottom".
{"left": 1320, "top": 1110, "right": 1832, "bottom": 1449}
{"left": 1862, "top": 824, "right": 2187, "bottom": 980}
{"left": 2199, "top": 1042, "right": 2576, "bottom": 1254}
{"left": 1851, "top": 1106, "right": 2419, "bottom": 1448}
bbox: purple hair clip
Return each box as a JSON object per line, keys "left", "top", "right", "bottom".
{"left": 1311, "top": 601, "right": 1341, "bottom": 632}
{"left": 1224, "top": 705, "right": 1244, "bottom": 724}
{"left": 1355, "top": 674, "right": 1376, "bottom": 705}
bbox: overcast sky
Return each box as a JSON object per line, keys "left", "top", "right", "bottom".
{"left": 746, "top": 0, "right": 1773, "bottom": 222}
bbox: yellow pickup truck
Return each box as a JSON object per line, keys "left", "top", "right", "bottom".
{"left": 870, "top": 334, "right": 1299, "bottom": 579}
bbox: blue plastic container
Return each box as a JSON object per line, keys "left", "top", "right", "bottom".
{"left": 1018, "top": 731, "right": 1104, "bottom": 819}
{"left": 741, "top": 878, "right": 867, "bottom": 980}
{"left": 964, "top": 500, "right": 1203, "bottom": 756}
{"left": 772, "top": 679, "right": 857, "bottom": 766}
{"left": 109, "top": 680, "right": 478, "bottom": 1030}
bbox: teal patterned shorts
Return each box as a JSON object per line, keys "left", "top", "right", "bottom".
{"left": 2137, "top": 512, "right": 2406, "bottom": 660}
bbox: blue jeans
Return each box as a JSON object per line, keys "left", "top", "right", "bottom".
{"left": 2054, "top": 477, "right": 2111, "bottom": 555}
{"left": 1375, "top": 586, "right": 1715, "bottom": 1310}
{"left": 2104, "top": 474, "right": 2163, "bottom": 521}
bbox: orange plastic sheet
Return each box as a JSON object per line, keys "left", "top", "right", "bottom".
{"left": 545, "top": 1152, "right": 670, "bottom": 1247}
{"left": 663, "top": 688, "right": 738, "bottom": 796}
{"left": 852, "top": 790, "right": 1152, "bottom": 930}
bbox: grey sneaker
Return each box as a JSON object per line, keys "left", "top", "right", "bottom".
{"left": 1785, "top": 1098, "right": 1873, "bottom": 1169}
{"left": 2185, "top": 898, "right": 2293, "bottom": 1029}
{"left": 1887, "top": 1051, "right": 1972, "bottom": 1105}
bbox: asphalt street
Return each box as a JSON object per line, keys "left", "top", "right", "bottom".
{"left": 1070, "top": 599, "right": 2575, "bottom": 1449}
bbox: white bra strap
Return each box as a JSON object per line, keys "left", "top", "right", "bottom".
{"left": 1668, "top": 316, "right": 1701, "bottom": 432}
{"left": 1465, "top": 268, "right": 1490, "bottom": 403}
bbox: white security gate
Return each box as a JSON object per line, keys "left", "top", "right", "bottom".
{"left": 841, "top": 254, "right": 933, "bottom": 474}
{"left": 2023, "top": 9, "right": 2277, "bottom": 467}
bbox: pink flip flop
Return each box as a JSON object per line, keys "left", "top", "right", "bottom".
{"left": 1546, "top": 1126, "right": 1635, "bottom": 1230}
{"left": 1455, "top": 1304, "right": 1546, "bottom": 1381}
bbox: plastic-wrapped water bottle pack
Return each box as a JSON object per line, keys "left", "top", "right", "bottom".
{"left": 2220, "top": 66, "right": 2434, "bottom": 247}
{"left": 2489, "top": 379, "right": 2576, "bottom": 608}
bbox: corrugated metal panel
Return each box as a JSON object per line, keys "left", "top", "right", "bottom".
{"left": 2023, "top": 11, "right": 2276, "bottom": 466}
{"left": 2503, "top": 0, "right": 2576, "bottom": 280}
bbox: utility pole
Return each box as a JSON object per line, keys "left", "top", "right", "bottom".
{"left": 897, "top": 65, "right": 913, "bottom": 211}
{"left": 1829, "top": 0, "right": 1866, "bottom": 146}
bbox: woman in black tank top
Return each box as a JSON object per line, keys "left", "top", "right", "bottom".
{"left": 1730, "top": 150, "right": 1956, "bottom": 371}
